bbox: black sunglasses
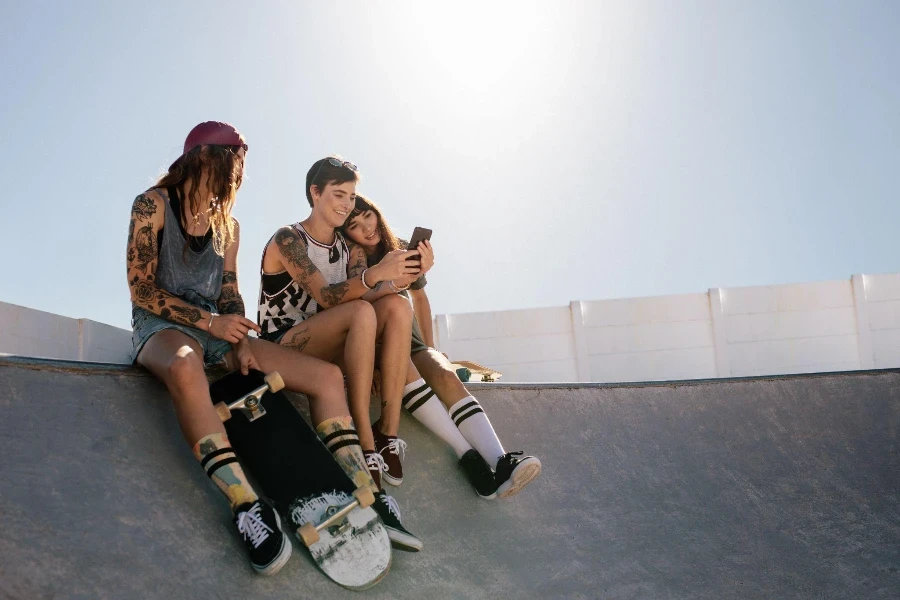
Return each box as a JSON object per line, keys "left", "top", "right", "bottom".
{"left": 312, "top": 156, "right": 358, "bottom": 183}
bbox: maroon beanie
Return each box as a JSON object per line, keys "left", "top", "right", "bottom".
{"left": 182, "top": 121, "right": 247, "bottom": 155}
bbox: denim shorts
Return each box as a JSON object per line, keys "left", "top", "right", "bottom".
{"left": 259, "top": 327, "right": 291, "bottom": 345}
{"left": 130, "top": 305, "right": 232, "bottom": 367}
{"left": 410, "top": 316, "right": 428, "bottom": 355}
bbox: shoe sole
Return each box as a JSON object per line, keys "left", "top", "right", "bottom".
{"left": 497, "top": 457, "right": 542, "bottom": 499}
{"left": 386, "top": 528, "right": 423, "bottom": 552}
{"left": 252, "top": 511, "right": 293, "bottom": 576}
{"left": 381, "top": 473, "right": 403, "bottom": 487}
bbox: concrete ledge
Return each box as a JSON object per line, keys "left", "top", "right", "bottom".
{"left": 2, "top": 357, "right": 899, "bottom": 599}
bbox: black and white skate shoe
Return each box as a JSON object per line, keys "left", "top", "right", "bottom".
{"left": 459, "top": 449, "right": 499, "bottom": 499}
{"left": 371, "top": 492, "right": 423, "bottom": 552}
{"left": 494, "top": 451, "right": 542, "bottom": 499}
{"left": 234, "top": 500, "right": 292, "bottom": 575}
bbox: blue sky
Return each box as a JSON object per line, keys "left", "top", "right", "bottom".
{"left": 1, "top": 1, "right": 898, "bottom": 331}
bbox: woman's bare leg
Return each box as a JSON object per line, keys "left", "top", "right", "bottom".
{"left": 137, "top": 329, "right": 223, "bottom": 444}
{"left": 138, "top": 329, "right": 258, "bottom": 510}
{"left": 239, "top": 337, "right": 377, "bottom": 492}
{"left": 411, "top": 349, "right": 471, "bottom": 409}
{"left": 371, "top": 294, "right": 413, "bottom": 436}
{"left": 269, "top": 299, "right": 378, "bottom": 449}
{"left": 238, "top": 337, "right": 350, "bottom": 425}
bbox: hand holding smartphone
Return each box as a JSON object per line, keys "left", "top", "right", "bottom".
{"left": 406, "top": 227, "right": 432, "bottom": 259}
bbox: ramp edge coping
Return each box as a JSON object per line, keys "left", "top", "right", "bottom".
{"left": 2, "top": 354, "right": 899, "bottom": 389}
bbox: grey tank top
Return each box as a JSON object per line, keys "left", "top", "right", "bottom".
{"left": 152, "top": 187, "right": 224, "bottom": 308}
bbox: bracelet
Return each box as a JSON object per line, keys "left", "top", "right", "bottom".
{"left": 360, "top": 268, "right": 374, "bottom": 290}
{"left": 389, "top": 280, "right": 411, "bottom": 292}
{"left": 208, "top": 313, "right": 216, "bottom": 331}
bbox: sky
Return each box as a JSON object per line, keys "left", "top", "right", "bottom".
{"left": 1, "top": 1, "right": 898, "bottom": 331}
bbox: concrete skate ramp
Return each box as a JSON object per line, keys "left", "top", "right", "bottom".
{"left": 2, "top": 355, "right": 899, "bottom": 600}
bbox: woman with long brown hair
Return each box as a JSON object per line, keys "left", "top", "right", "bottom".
{"left": 126, "top": 122, "right": 377, "bottom": 575}
{"left": 341, "top": 194, "right": 542, "bottom": 500}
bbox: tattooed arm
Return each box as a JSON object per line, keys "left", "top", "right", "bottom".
{"left": 268, "top": 227, "right": 377, "bottom": 309}
{"left": 216, "top": 221, "right": 260, "bottom": 374}
{"left": 126, "top": 191, "right": 217, "bottom": 330}
{"left": 216, "top": 221, "right": 247, "bottom": 317}
{"left": 348, "top": 241, "right": 410, "bottom": 302}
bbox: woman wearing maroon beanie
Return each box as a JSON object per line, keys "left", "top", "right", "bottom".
{"left": 125, "top": 122, "right": 377, "bottom": 575}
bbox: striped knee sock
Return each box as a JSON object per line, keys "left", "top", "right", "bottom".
{"left": 449, "top": 396, "right": 506, "bottom": 469}
{"left": 403, "top": 378, "right": 473, "bottom": 459}
{"left": 316, "top": 416, "right": 378, "bottom": 493}
{"left": 193, "top": 433, "right": 257, "bottom": 512}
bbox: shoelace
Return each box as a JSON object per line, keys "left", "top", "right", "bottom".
{"left": 366, "top": 452, "right": 387, "bottom": 473}
{"left": 236, "top": 503, "right": 274, "bottom": 549}
{"left": 501, "top": 451, "right": 523, "bottom": 465}
{"left": 386, "top": 438, "right": 408, "bottom": 460}
{"left": 496, "top": 451, "right": 525, "bottom": 477}
{"left": 381, "top": 494, "right": 402, "bottom": 520}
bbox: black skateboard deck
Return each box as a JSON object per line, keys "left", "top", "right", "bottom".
{"left": 209, "top": 370, "right": 391, "bottom": 589}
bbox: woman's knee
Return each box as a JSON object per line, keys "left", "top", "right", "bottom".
{"left": 165, "top": 350, "right": 206, "bottom": 393}
{"left": 346, "top": 299, "right": 376, "bottom": 328}
{"left": 315, "top": 362, "right": 346, "bottom": 395}
{"left": 377, "top": 293, "right": 413, "bottom": 320}
{"left": 435, "top": 364, "right": 465, "bottom": 393}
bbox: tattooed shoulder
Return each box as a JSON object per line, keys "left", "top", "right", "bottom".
{"left": 274, "top": 227, "right": 317, "bottom": 276}
{"left": 274, "top": 227, "right": 302, "bottom": 249}
{"left": 131, "top": 192, "right": 159, "bottom": 222}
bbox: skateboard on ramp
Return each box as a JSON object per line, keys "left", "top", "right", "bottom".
{"left": 209, "top": 369, "right": 392, "bottom": 590}
{"left": 452, "top": 360, "right": 502, "bottom": 382}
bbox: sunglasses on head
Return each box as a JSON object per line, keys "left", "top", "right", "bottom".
{"left": 325, "top": 157, "right": 357, "bottom": 171}
{"left": 312, "top": 156, "right": 358, "bottom": 184}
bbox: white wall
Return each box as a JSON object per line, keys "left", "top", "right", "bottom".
{"left": 858, "top": 274, "right": 900, "bottom": 369}
{"left": 0, "top": 301, "right": 132, "bottom": 363}
{"left": 434, "top": 272, "right": 900, "bottom": 383}
{"left": 4, "top": 272, "right": 900, "bottom": 380}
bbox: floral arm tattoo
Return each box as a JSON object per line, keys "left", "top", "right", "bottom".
{"left": 217, "top": 270, "right": 246, "bottom": 316}
{"left": 274, "top": 228, "right": 356, "bottom": 308}
{"left": 126, "top": 193, "right": 206, "bottom": 328}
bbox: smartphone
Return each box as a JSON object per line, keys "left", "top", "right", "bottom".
{"left": 406, "top": 227, "right": 432, "bottom": 259}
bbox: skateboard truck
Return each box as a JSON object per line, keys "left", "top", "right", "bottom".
{"left": 298, "top": 486, "right": 376, "bottom": 547}
{"left": 214, "top": 372, "right": 285, "bottom": 423}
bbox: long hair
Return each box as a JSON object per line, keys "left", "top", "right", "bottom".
{"left": 341, "top": 193, "right": 401, "bottom": 256}
{"left": 155, "top": 144, "right": 243, "bottom": 256}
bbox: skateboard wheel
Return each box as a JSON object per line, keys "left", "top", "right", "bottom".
{"left": 264, "top": 372, "right": 285, "bottom": 393}
{"left": 353, "top": 486, "right": 375, "bottom": 508}
{"left": 298, "top": 522, "right": 319, "bottom": 546}
{"left": 214, "top": 401, "right": 231, "bottom": 423}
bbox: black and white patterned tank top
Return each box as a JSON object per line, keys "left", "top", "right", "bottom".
{"left": 257, "top": 223, "right": 351, "bottom": 334}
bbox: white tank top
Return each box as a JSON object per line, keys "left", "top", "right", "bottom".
{"left": 257, "top": 223, "right": 351, "bottom": 334}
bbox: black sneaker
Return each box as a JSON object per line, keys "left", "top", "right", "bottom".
{"left": 494, "top": 451, "right": 542, "bottom": 499}
{"left": 371, "top": 492, "right": 423, "bottom": 552}
{"left": 459, "top": 449, "right": 499, "bottom": 499}
{"left": 234, "top": 500, "right": 292, "bottom": 575}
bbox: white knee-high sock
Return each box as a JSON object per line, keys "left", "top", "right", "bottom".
{"left": 448, "top": 396, "right": 505, "bottom": 469}
{"left": 403, "top": 379, "right": 473, "bottom": 458}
